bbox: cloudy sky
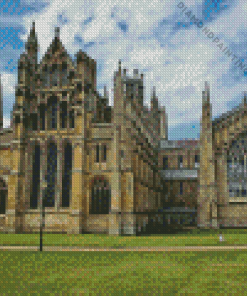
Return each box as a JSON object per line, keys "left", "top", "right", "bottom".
{"left": 0, "top": 0, "right": 246, "bottom": 140}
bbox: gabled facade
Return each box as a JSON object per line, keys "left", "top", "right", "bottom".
{"left": 0, "top": 23, "right": 165, "bottom": 235}
{"left": 1, "top": 22, "right": 247, "bottom": 235}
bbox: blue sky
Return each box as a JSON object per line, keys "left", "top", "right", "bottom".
{"left": 0, "top": 0, "right": 246, "bottom": 140}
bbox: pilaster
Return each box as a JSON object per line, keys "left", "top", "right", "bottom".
{"left": 109, "top": 125, "right": 122, "bottom": 235}
{"left": 55, "top": 140, "right": 63, "bottom": 211}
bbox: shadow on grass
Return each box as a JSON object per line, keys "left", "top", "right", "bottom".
{"left": 137, "top": 224, "right": 247, "bottom": 236}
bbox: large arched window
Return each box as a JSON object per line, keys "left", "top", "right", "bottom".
{"left": 60, "top": 101, "right": 67, "bottom": 129}
{"left": 61, "top": 62, "right": 68, "bottom": 85}
{"left": 44, "top": 142, "right": 57, "bottom": 207}
{"left": 227, "top": 134, "right": 247, "bottom": 198}
{"left": 48, "top": 97, "right": 58, "bottom": 130}
{"left": 90, "top": 177, "right": 111, "bottom": 214}
{"left": 62, "top": 142, "right": 72, "bottom": 207}
{"left": 40, "top": 104, "right": 46, "bottom": 131}
{"left": 51, "top": 64, "right": 59, "bottom": 86}
{"left": 42, "top": 65, "right": 50, "bottom": 87}
{"left": 30, "top": 144, "right": 40, "bottom": 209}
{"left": 0, "top": 178, "right": 7, "bottom": 214}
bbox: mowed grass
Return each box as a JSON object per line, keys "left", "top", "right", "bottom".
{"left": 0, "top": 250, "right": 247, "bottom": 295}
{"left": 0, "top": 229, "right": 247, "bottom": 247}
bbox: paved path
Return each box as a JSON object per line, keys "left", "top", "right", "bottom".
{"left": 1, "top": 245, "right": 247, "bottom": 251}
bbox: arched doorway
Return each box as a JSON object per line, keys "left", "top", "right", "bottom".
{"left": 0, "top": 178, "right": 7, "bottom": 214}
{"left": 90, "top": 177, "right": 111, "bottom": 214}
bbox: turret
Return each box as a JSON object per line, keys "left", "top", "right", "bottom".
{"left": 198, "top": 81, "right": 217, "bottom": 228}
{"left": 25, "top": 21, "right": 38, "bottom": 66}
{"left": 151, "top": 86, "right": 159, "bottom": 111}
{"left": 76, "top": 50, "right": 97, "bottom": 90}
{"left": 159, "top": 106, "right": 168, "bottom": 140}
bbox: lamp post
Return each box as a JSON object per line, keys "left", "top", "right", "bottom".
{"left": 40, "top": 179, "right": 47, "bottom": 252}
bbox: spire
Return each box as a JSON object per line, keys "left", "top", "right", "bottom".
{"left": 0, "top": 75, "right": 3, "bottom": 130}
{"left": 152, "top": 86, "right": 156, "bottom": 99}
{"left": 204, "top": 81, "right": 210, "bottom": 103}
{"left": 243, "top": 91, "right": 247, "bottom": 107}
{"left": 151, "top": 86, "right": 158, "bottom": 111}
{"left": 26, "top": 21, "right": 37, "bottom": 44}
{"left": 55, "top": 27, "right": 60, "bottom": 39}
{"left": 25, "top": 21, "right": 38, "bottom": 65}
{"left": 104, "top": 85, "right": 107, "bottom": 97}
{"left": 118, "top": 60, "right": 121, "bottom": 74}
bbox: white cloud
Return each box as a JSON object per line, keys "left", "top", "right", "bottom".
{"left": 2, "top": 0, "right": 247, "bottom": 139}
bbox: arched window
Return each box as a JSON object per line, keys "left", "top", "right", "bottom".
{"left": 44, "top": 142, "right": 57, "bottom": 207}
{"left": 227, "top": 134, "right": 247, "bottom": 198}
{"left": 48, "top": 97, "right": 58, "bottom": 130}
{"left": 40, "top": 104, "right": 46, "bottom": 130}
{"left": 51, "top": 65, "right": 59, "bottom": 86}
{"left": 90, "top": 178, "right": 111, "bottom": 214}
{"left": 0, "top": 178, "right": 7, "bottom": 214}
{"left": 60, "top": 101, "right": 67, "bottom": 129}
{"left": 30, "top": 144, "right": 40, "bottom": 209}
{"left": 69, "top": 109, "right": 74, "bottom": 128}
{"left": 62, "top": 142, "right": 72, "bottom": 207}
{"left": 42, "top": 65, "right": 50, "bottom": 87}
{"left": 62, "top": 62, "right": 68, "bottom": 85}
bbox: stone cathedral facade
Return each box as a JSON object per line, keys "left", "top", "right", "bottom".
{"left": 0, "top": 22, "right": 247, "bottom": 235}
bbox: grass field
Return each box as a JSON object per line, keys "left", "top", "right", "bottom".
{"left": 0, "top": 229, "right": 247, "bottom": 247}
{"left": 0, "top": 250, "right": 247, "bottom": 294}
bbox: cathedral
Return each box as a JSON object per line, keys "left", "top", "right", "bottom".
{"left": 0, "top": 22, "right": 246, "bottom": 235}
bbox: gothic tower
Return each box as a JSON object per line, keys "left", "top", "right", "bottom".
{"left": 5, "top": 23, "right": 38, "bottom": 232}
{"left": 198, "top": 81, "right": 217, "bottom": 228}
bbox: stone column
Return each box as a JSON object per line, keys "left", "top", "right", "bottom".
{"left": 25, "top": 141, "right": 33, "bottom": 209}
{"left": 69, "top": 140, "right": 84, "bottom": 234}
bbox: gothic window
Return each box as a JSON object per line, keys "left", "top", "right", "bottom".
{"left": 31, "top": 113, "right": 37, "bottom": 131}
{"left": 51, "top": 65, "right": 59, "bottom": 86}
{"left": 163, "top": 157, "right": 168, "bottom": 169}
{"left": 60, "top": 102, "right": 67, "bottom": 129}
{"left": 40, "top": 105, "right": 46, "bottom": 130}
{"left": 0, "top": 178, "right": 7, "bottom": 214}
{"left": 42, "top": 65, "right": 50, "bottom": 87}
{"left": 96, "top": 144, "right": 100, "bottom": 163}
{"left": 227, "top": 134, "right": 247, "bottom": 199}
{"left": 49, "top": 97, "right": 58, "bottom": 130}
{"left": 62, "top": 142, "right": 72, "bottom": 207}
{"left": 178, "top": 155, "right": 183, "bottom": 168}
{"left": 69, "top": 109, "right": 74, "bottom": 128}
{"left": 30, "top": 144, "right": 40, "bottom": 209}
{"left": 62, "top": 62, "right": 68, "bottom": 85}
{"left": 90, "top": 178, "right": 111, "bottom": 214}
{"left": 195, "top": 155, "right": 200, "bottom": 168}
{"left": 102, "top": 145, "right": 107, "bottom": 162}
{"left": 180, "top": 182, "right": 183, "bottom": 195}
{"left": 44, "top": 142, "right": 57, "bottom": 207}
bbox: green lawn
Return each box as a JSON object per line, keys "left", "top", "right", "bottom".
{"left": 0, "top": 250, "right": 247, "bottom": 295}
{"left": 0, "top": 229, "right": 247, "bottom": 247}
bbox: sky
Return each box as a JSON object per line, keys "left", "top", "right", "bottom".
{"left": 0, "top": 0, "right": 247, "bottom": 140}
